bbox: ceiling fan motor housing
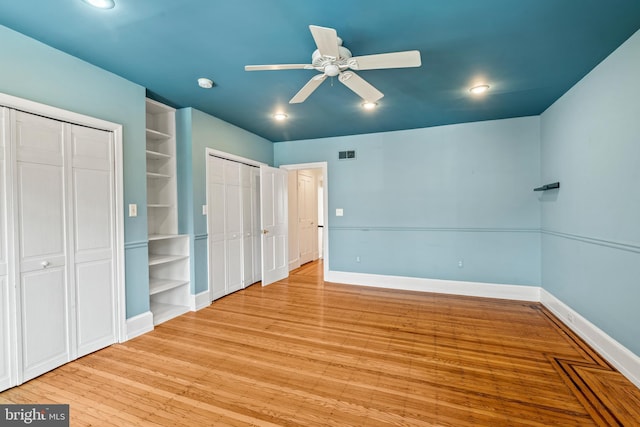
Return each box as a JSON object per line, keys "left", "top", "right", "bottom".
{"left": 311, "top": 46, "right": 352, "bottom": 74}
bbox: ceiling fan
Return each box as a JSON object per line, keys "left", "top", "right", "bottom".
{"left": 245, "top": 25, "right": 422, "bottom": 104}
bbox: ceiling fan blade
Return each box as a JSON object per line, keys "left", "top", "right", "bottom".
{"left": 338, "top": 72, "right": 384, "bottom": 102}
{"left": 309, "top": 25, "right": 340, "bottom": 60}
{"left": 245, "top": 64, "right": 313, "bottom": 71}
{"left": 289, "top": 74, "right": 327, "bottom": 104}
{"left": 348, "top": 50, "right": 422, "bottom": 70}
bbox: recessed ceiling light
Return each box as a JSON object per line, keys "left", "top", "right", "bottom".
{"left": 469, "top": 84, "right": 490, "bottom": 94}
{"left": 362, "top": 101, "right": 378, "bottom": 110}
{"left": 197, "top": 78, "right": 214, "bottom": 89}
{"left": 273, "top": 112, "right": 288, "bottom": 121}
{"left": 81, "top": 0, "right": 115, "bottom": 9}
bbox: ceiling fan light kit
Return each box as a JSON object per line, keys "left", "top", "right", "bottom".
{"left": 245, "top": 25, "right": 422, "bottom": 104}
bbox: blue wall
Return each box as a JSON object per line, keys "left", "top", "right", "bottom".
{"left": 275, "top": 116, "right": 541, "bottom": 286}
{"left": 540, "top": 30, "right": 640, "bottom": 355}
{"left": 176, "top": 108, "right": 273, "bottom": 295}
{"left": 0, "top": 25, "right": 150, "bottom": 318}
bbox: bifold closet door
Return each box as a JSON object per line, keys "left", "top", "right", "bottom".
{"left": 13, "top": 111, "right": 116, "bottom": 382}
{"left": 223, "top": 161, "right": 243, "bottom": 294}
{"left": 69, "top": 125, "right": 116, "bottom": 357}
{"left": 14, "top": 111, "right": 70, "bottom": 381}
{"left": 0, "top": 108, "right": 10, "bottom": 390}
{"left": 207, "top": 156, "right": 227, "bottom": 301}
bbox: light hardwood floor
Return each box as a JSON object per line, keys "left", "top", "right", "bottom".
{"left": 2, "top": 260, "right": 639, "bottom": 426}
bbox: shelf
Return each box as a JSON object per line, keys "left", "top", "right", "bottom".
{"left": 146, "top": 128, "right": 172, "bottom": 140}
{"left": 148, "top": 234, "right": 187, "bottom": 241}
{"left": 146, "top": 149, "right": 171, "bottom": 160}
{"left": 148, "top": 254, "right": 189, "bottom": 266}
{"left": 534, "top": 182, "right": 560, "bottom": 191}
{"left": 147, "top": 171, "right": 171, "bottom": 179}
{"left": 148, "top": 203, "right": 173, "bottom": 208}
{"left": 149, "top": 278, "right": 189, "bottom": 296}
{"left": 150, "top": 302, "right": 190, "bottom": 325}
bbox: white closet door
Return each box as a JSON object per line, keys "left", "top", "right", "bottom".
{"left": 251, "top": 168, "right": 262, "bottom": 282}
{"left": 224, "top": 161, "right": 243, "bottom": 294}
{"left": 260, "top": 165, "right": 288, "bottom": 286}
{"left": 0, "top": 276, "right": 9, "bottom": 390}
{"left": 14, "top": 111, "right": 70, "bottom": 382}
{"left": 207, "top": 156, "right": 226, "bottom": 301}
{"left": 70, "top": 125, "right": 116, "bottom": 357}
{"left": 0, "top": 108, "right": 9, "bottom": 389}
{"left": 241, "top": 164, "right": 254, "bottom": 287}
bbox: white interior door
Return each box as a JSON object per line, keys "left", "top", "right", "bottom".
{"left": 297, "top": 171, "right": 317, "bottom": 265}
{"left": 260, "top": 165, "right": 288, "bottom": 286}
{"left": 14, "top": 111, "right": 70, "bottom": 382}
{"left": 70, "top": 125, "right": 116, "bottom": 357}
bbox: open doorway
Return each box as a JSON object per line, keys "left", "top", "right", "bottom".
{"left": 280, "top": 162, "right": 329, "bottom": 281}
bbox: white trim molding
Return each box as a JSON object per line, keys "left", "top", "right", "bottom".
{"left": 540, "top": 289, "right": 640, "bottom": 389}
{"left": 125, "top": 311, "right": 154, "bottom": 341}
{"left": 191, "top": 291, "right": 211, "bottom": 311}
{"left": 325, "top": 270, "right": 541, "bottom": 301}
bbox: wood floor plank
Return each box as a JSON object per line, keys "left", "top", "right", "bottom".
{"left": 1, "top": 260, "right": 637, "bottom": 425}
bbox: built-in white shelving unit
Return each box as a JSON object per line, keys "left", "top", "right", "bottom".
{"left": 146, "top": 98, "right": 190, "bottom": 325}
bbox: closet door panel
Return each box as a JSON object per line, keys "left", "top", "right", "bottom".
{"left": 14, "top": 112, "right": 63, "bottom": 166}
{"left": 0, "top": 276, "right": 10, "bottom": 390}
{"left": 210, "top": 240, "right": 226, "bottom": 300}
{"left": 21, "top": 268, "right": 68, "bottom": 381}
{"left": 75, "top": 260, "right": 114, "bottom": 355}
{"left": 241, "top": 165, "right": 254, "bottom": 286}
{"left": 15, "top": 111, "right": 70, "bottom": 382}
{"left": 71, "top": 125, "right": 115, "bottom": 356}
{"left": 0, "top": 109, "right": 9, "bottom": 390}
{"left": 225, "top": 182, "right": 243, "bottom": 293}
{"left": 252, "top": 169, "right": 262, "bottom": 282}
{"left": 208, "top": 165, "right": 226, "bottom": 300}
{"left": 17, "top": 162, "right": 65, "bottom": 268}
{"left": 72, "top": 169, "right": 112, "bottom": 259}
{"left": 224, "top": 161, "right": 243, "bottom": 293}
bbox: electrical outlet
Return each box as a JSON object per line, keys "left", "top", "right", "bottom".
{"left": 458, "top": 260, "right": 463, "bottom": 268}
{"left": 356, "top": 256, "right": 360, "bottom": 263}
{"left": 567, "top": 312, "right": 575, "bottom": 323}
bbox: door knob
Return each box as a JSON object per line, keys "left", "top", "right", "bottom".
{"left": 41, "top": 261, "right": 50, "bottom": 268}
{"left": 262, "top": 229, "right": 269, "bottom": 234}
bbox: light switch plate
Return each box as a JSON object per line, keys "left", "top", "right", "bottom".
{"left": 336, "top": 208, "right": 344, "bottom": 217}
{"left": 202, "top": 205, "right": 207, "bottom": 215}
{"left": 128, "top": 203, "right": 137, "bottom": 217}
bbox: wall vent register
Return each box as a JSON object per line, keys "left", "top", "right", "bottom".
{"left": 338, "top": 150, "right": 356, "bottom": 160}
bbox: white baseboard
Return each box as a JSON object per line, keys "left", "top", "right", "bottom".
{"left": 325, "top": 270, "right": 540, "bottom": 301}
{"left": 540, "top": 289, "right": 640, "bottom": 389}
{"left": 289, "top": 258, "right": 301, "bottom": 271}
{"left": 125, "top": 311, "right": 154, "bottom": 341}
{"left": 191, "top": 291, "right": 211, "bottom": 311}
